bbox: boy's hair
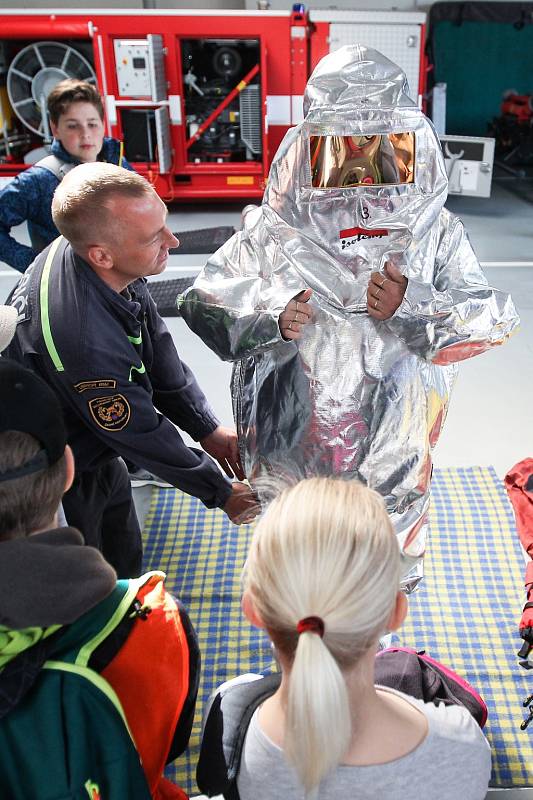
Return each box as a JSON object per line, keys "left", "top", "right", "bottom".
{"left": 52, "top": 162, "right": 154, "bottom": 250}
{"left": 47, "top": 79, "right": 104, "bottom": 125}
{"left": 242, "top": 476, "right": 402, "bottom": 794}
{"left": 0, "top": 359, "right": 68, "bottom": 540}
{"left": 0, "top": 431, "right": 66, "bottom": 541}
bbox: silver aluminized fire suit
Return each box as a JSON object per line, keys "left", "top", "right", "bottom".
{"left": 180, "top": 45, "right": 519, "bottom": 590}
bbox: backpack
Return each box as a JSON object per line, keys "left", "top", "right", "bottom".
{"left": 0, "top": 573, "right": 195, "bottom": 800}
{"left": 28, "top": 156, "right": 76, "bottom": 251}
{"left": 197, "top": 648, "right": 487, "bottom": 800}
{"left": 35, "top": 154, "right": 76, "bottom": 181}
{"left": 375, "top": 647, "right": 487, "bottom": 726}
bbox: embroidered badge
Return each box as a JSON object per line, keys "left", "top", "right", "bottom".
{"left": 88, "top": 394, "right": 130, "bottom": 431}
{"left": 84, "top": 779, "right": 101, "bottom": 800}
{"left": 74, "top": 379, "right": 117, "bottom": 393}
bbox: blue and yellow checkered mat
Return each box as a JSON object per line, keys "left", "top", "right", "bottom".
{"left": 142, "top": 467, "right": 533, "bottom": 794}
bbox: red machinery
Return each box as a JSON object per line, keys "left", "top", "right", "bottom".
{"left": 0, "top": 8, "right": 426, "bottom": 202}
{"left": 488, "top": 90, "right": 533, "bottom": 167}
{"left": 501, "top": 92, "right": 533, "bottom": 124}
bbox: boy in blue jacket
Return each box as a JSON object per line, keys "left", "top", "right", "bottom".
{"left": 0, "top": 78, "right": 133, "bottom": 273}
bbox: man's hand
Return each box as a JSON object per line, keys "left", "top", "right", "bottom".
{"left": 223, "top": 482, "right": 260, "bottom": 524}
{"left": 200, "top": 425, "right": 245, "bottom": 481}
{"left": 367, "top": 261, "right": 408, "bottom": 321}
{"left": 279, "top": 288, "right": 313, "bottom": 340}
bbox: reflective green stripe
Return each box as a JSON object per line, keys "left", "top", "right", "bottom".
{"left": 39, "top": 237, "right": 65, "bottom": 372}
{"left": 43, "top": 660, "right": 134, "bottom": 742}
{"left": 127, "top": 333, "right": 142, "bottom": 345}
{"left": 129, "top": 361, "right": 146, "bottom": 381}
{"left": 74, "top": 572, "right": 163, "bottom": 668}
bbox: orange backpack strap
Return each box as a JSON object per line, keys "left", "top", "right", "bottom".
{"left": 101, "top": 573, "right": 193, "bottom": 798}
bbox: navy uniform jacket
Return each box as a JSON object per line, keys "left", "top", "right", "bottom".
{"left": 0, "top": 137, "right": 132, "bottom": 273}
{"left": 6, "top": 237, "right": 232, "bottom": 509}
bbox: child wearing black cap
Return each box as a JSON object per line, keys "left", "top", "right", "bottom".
{"left": 0, "top": 359, "right": 198, "bottom": 800}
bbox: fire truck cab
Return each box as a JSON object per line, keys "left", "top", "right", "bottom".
{"left": 0, "top": 8, "right": 426, "bottom": 202}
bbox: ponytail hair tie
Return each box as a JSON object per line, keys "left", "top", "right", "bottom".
{"left": 297, "top": 616, "right": 325, "bottom": 638}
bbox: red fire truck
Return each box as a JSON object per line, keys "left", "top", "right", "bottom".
{"left": 0, "top": 8, "right": 426, "bottom": 202}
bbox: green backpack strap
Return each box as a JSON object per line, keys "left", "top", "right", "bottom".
{"left": 43, "top": 660, "right": 135, "bottom": 742}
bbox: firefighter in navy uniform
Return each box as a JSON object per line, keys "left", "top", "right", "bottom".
{"left": 6, "top": 162, "right": 259, "bottom": 577}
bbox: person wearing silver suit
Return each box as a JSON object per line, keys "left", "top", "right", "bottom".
{"left": 180, "top": 45, "right": 519, "bottom": 591}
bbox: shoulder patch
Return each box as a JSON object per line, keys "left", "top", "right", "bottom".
{"left": 88, "top": 394, "right": 130, "bottom": 431}
{"left": 74, "top": 379, "right": 117, "bottom": 393}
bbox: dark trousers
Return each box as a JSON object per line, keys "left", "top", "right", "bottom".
{"left": 62, "top": 457, "right": 143, "bottom": 578}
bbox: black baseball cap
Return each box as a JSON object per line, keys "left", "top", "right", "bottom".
{"left": 0, "top": 359, "right": 67, "bottom": 483}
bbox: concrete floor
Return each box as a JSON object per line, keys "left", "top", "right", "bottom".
{"left": 446, "top": 176, "right": 533, "bottom": 265}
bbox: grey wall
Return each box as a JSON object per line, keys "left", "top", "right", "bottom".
{"left": 0, "top": 0, "right": 523, "bottom": 10}
{"left": 0, "top": 0, "right": 244, "bottom": 8}
{"left": 246, "top": 0, "right": 420, "bottom": 9}
{"left": 244, "top": 0, "right": 528, "bottom": 9}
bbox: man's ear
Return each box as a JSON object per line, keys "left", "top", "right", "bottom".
{"left": 242, "top": 589, "right": 266, "bottom": 629}
{"left": 49, "top": 120, "right": 59, "bottom": 140}
{"left": 86, "top": 244, "right": 114, "bottom": 272}
{"left": 387, "top": 591, "right": 408, "bottom": 632}
{"left": 63, "top": 444, "right": 75, "bottom": 494}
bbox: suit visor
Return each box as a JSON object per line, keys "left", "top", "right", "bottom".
{"left": 310, "top": 133, "right": 415, "bottom": 188}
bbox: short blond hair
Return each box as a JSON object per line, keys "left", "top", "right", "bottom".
{"left": 243, "top": 477, "right": 401, "bottom": 793}
{"left": 51, "top": 162, "right": 154, "bottom": 249}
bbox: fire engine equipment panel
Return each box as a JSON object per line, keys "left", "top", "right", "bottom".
{"left": 114, "top": 40, "right": 152, "bottom": 97}
{"left": 182, "top": 38, "right": 262, "bottom": 164}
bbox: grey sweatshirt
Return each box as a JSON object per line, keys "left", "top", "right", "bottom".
{"left": 237, "top": 687, "right": 492, "bottom": 800}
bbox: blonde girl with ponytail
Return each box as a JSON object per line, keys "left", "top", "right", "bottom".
{"left": 235, "top": 477, "right": 491, "bottom": 799}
